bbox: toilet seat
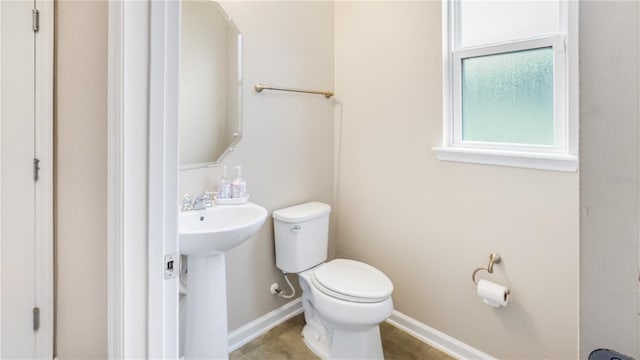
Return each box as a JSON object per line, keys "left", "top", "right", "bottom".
{"left": 311, "top": 259, "right": 393, "bottom": 303}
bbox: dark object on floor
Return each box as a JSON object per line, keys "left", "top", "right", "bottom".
{"left": 588, "top": 348, "right": 635, "bottom": 360}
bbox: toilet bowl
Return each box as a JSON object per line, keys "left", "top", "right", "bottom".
{"left": 273, "top": 202, "right": 394, "bottom": 359}
{"left": 298, "top": 260, "right": 393, "bottom": 359}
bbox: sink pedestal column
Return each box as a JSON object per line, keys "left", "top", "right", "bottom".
{"left": 184, "top": 254, "right": 228, "bottom": 359}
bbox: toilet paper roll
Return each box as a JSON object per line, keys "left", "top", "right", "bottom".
{"left": 477, "top": 279, "right": 509, "bottom": 308}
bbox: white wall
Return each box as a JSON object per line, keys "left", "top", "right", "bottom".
{"left": 579, "top": 1, "right": 640, "bottom": 358}
{"left": 334, "top": 2, "right": 579, "bottom": 358}
{"left": 179, "top": 1, "right": 335, "bottom": 331}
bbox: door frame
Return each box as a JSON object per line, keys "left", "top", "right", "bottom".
{"left": 148, "top": 0, "right": 180, "bottom": 357}
{"left": 107, "top": 1, "right": 180, "bottom": 358}
{"left": 107, "top": 1, "right": 149, "bottom": 357}
{"left": 34, "top": 1, "right": 54, "bottom": 357}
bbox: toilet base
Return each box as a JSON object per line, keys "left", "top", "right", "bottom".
{"left": 302, "top": 323, "right": 384, "bottom": 359}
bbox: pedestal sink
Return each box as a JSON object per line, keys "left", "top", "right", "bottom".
{"left": 180, "top": 202, "right": 268, "bottom": 359}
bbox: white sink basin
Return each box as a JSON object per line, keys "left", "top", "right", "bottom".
{"left": 179, "top": 202, "right": 268, "bottom": 255}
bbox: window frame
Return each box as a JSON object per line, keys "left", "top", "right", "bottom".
{"left": 434, "top": 0, "right": 578, "bottom": 172}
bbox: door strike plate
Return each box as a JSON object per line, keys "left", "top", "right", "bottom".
{"left": 164, "top": 253, "right": 180, "bottom": 280}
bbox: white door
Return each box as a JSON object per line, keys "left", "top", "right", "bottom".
{"left": 0, "top": 0, "right": 53, "bottom": 358}
{"left": 0, "top": 0, "right": 36, "bottom": 355}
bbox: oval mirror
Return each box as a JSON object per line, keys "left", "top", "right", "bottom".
{"left": 180, "top": 1, "right": 242, "bottom": 170}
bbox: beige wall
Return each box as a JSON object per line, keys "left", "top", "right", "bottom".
{"left": 179, "top": 1, "right": 335, "bottom": 331}
{"left": 51, "top": 1, "right": 640, "bottom": 358}
{"left": 580, "top": 2, "right": 640, "bottom": 358}
{"left": 55, "top": 1, "right": 108, "bottom": 358}
{"left": 334, "top": 2, "right": 579, "bottom": 358}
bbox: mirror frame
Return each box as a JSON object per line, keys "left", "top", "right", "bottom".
{"left": 180, "top": 1, "right": 243, "bottom": 170}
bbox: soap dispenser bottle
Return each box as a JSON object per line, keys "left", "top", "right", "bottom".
{"left": 231, "top": 166, "right": 247, "bottom": 198}
{"left": 217, "top": 165, "right": 231, "bottom": 199}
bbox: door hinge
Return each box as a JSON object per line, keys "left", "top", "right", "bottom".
{"left": 33, "top": 158, "right": 40, "bottom": 182}
{"left": 32, "top": 9, "right": 39, "bottom": 32}
{"left": 33, "top": 307, "right": 40, "bottom": 331}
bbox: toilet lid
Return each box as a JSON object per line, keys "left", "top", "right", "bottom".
{"left": 312, "top": 259, "right": 393, "bottom": 303}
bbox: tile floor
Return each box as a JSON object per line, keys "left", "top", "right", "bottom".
{"left": 229, "top": 314, "right": 454, "bottom": 360}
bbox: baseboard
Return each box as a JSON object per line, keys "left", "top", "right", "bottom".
{"left": 386, "top": 310, "right": 496, "bottom": 360}
{"left": 227, "top": 298, "right": 304, "bottom": 352}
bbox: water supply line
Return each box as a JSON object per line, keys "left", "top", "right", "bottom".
{"left": 272, "top": 273, "right": 296, "bottom": 299}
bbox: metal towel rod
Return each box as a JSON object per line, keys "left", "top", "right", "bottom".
{"left": 254, "top": 83, "right": 334, "bottom": 99}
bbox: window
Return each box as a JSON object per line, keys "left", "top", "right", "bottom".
{"left": 434, "top": 0, "right": 578, "bottom": 172}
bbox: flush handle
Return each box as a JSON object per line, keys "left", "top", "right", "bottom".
{"left": 291, "top": 225, "right": 302, "bottom": 232}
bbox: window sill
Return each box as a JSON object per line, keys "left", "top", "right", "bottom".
{"left": 433, "top": 147, "right": 578, "bottom": 172}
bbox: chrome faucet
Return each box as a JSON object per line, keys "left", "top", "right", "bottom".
{"left": 193, "top": 192, "right": 214, "bottom": 210}
{"left": 181, "top": 191, "right": 215, "bottom": 211}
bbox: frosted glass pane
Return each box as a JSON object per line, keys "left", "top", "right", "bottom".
{"left": 459, "top": 0, "right": 560, "bottom": 48}
{"left": 461, "top": 47, "right": 554, "bottom": 145}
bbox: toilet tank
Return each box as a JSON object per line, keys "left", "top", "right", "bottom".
{"left": 273, "top": 202, "right": 331, "bottom": 273}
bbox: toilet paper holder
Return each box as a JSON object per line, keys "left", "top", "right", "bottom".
{"left": 472, "top": 253, "right": 506, "bottom": 287}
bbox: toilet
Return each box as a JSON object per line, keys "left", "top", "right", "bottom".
{"left": 273, "top": 202, "right": 393, "bottom": 359}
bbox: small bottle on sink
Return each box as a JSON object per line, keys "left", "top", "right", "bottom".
{"left": 217, "top": 165, "right": 232, "bottom": 199}
{"left": 231, "top": 166, "right": 247, "bottom": 198}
